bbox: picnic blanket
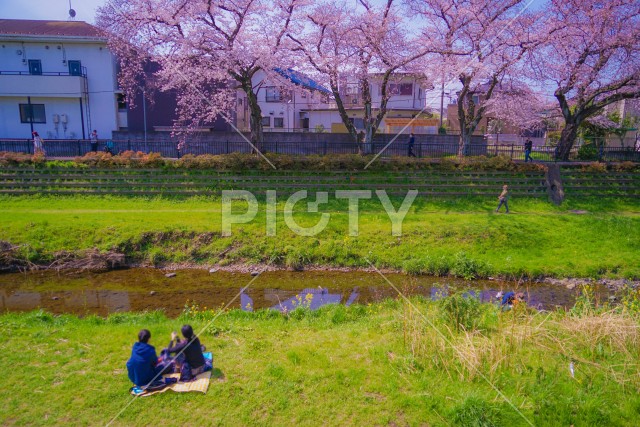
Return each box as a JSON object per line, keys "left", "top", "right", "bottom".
{"left": 131, "top": 352, "right": 213, "bottom": 397}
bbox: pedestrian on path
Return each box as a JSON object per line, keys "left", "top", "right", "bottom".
{"left": 90, "top": 130, "right": 98, "bottom": 152}
{"left": 524, "top": 139, "right": 533, "bottom": 162}
{"left": 407, "top": 132, "right": 416, "bottom": 157}
{"left": 496, "top": 184, "right": 510, "bottom": 213}
{"left": 32, "top": 131, "right": 45, "bottom": 156}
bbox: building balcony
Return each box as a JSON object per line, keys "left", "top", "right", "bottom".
{"left": 0, "top": 71, "right": 86, "bottom": 98}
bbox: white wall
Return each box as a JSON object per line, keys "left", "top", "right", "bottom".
{"left": 251, "top": 70, "right": 331, "bottom": 131}
{"left": 0, "top": 39, "right": 119, "bottom": 138}
{"left": 0, "top": 96, "right": 84, "bottom": 139}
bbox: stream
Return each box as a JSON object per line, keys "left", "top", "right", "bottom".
{"left": 0, "top": 268, "right": 612, "bottom": 317}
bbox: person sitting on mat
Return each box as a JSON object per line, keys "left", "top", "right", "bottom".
{"left": 166, "top": 324, "right": 210, "bottom": 381}
{"left": 126, "top": 329, "right": 169, "bottom": 387}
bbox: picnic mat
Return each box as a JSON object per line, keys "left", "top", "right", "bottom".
{"left": 132, "top": 352, "right": 213, "bottom": 397}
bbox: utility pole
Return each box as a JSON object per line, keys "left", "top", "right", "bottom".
{"left": 142, "top": 89, "right": 148, "bottom": 152}
{"left": 439, "top": 80, "right": 445, "bottom": 129}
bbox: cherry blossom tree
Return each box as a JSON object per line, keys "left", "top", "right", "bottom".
{"left": 407, "top": 0, "right": 540, "bottom": 156}
{"left": 96, "top": 0, "right": 305, "bottom": 146}
{"left": 528, "top": 0, "right": 640, "bottom": 160}
{"left": 289, "top": 0, "right": 428, "bottom": 149}
{"left": 483, "top": 82, "right": 553, "bottom": 134}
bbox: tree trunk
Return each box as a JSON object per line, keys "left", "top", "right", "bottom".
{"left": 458, "top": 129, "right": 471, "bottom": 157}
{"left": 557, "top": 121, "right": 580, "bottom": 161}
{"left": 329, "top": 78, "right": 358, "bottom": 146}
{"left": 245, "top": 87, "right": 264, "bottom": 150}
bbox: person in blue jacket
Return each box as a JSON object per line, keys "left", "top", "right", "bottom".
{"left": 126, "top": 329, "right": 165, "bottom": 387}
{"left": 500, "top": 291, "right": 525, "bottom": 310}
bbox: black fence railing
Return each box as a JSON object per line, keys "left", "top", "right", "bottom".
{"left": 1, "top": 139, "right": 639, "bottom": 162}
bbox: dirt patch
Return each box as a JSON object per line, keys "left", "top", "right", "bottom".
{"left": 42, "top": 249, "right": 126, "bottom": 272}
{"left": 0, "top": 241, "right": 36, "bottom": 272}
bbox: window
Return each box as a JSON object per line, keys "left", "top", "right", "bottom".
{"left": 261, "top": 117, "right": 271, "bottom": 127}
{"left": 19, "top": 104, "right": 46, "bottom": 123}
{"left": 348, "top": 117, "right": 364, "bottom": 129}
{"left": 116, "top": 94, "right": 127, "bottom": 110}
{"left": 273, "top": 117, "right": 284, "bottom": 128}
{"left": 388, "top": 83, "right": 413, "bottom": 95}
{"left": 28, "top": 59, "right": 42, "bottom": 75}
{"left": 68, "top": 60, "right": 82, "bottom": 76}
{"left": 265, "top": 87, "right": 282, "bottom": 102}
{"left": 345, "top": 84, "right": 358, "bottom": 95}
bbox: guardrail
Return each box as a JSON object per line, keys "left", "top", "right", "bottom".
{"left": 1, "top": 139, "right": 639, "bottom": 162}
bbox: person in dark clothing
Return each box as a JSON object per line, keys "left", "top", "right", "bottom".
{"left": 524, "top": 139, "right": 533, "bottom": 162}
{"left": 407, "top": 132, "right": 416, "bottom": 157}
{"left": 166, "top": 324, "right": 209, "bottom": 380}
{"left": 500, "top": 291, "right": 525, "bottom": 310}
{"left": 126, "top": 329, "right": 166, "bottom": 387}
{"left": 90, "top": 130, "right": 98, "bottom": 152}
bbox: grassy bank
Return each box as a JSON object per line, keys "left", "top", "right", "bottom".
{"left": 1, "top": 195, "right": 639, "bottom": 279}
{"left": 1, "top": 295, "right": 640, "bottom": 426}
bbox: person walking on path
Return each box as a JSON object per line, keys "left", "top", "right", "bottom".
{"left": 524, "top": 139, "right": 533, "bottom": 162}
{"left": 496, "top": 184, "right": 510, "bottom": 213}
{"left": 32, "top": 131, "right": 45, "bottom": 156}
{"left": 90, "top": 130, "right": 98, "bottom": 152}
{"left": 407, "top": 132, "right": 416, "bottom": 157}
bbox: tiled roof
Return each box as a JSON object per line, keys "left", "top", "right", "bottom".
{"left": 0, "top": 19, "right": 103, "bottom": 39}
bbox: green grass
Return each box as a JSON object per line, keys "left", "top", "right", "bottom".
{"left": 1, "top": 195, "right": 639, "bottom": 279}
{"left": 1, "top": 299, "right": 640, "bottom": 426}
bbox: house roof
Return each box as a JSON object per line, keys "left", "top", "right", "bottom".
{"left": 0, "top": 19, "right": 104, "bottom": 40}
{"left": 275, "top": 68, "right": 331, "bottom": 95}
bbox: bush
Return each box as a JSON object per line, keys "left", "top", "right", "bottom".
{"left": 438, "top": 292, "right": 483, "bottom": 332}
{"left": 459, "top": 155, "right": 546, "bottom": 172}
{"left": 0, "top": 151, "right": 45, "bottom": 167}
{"left": 73, "top": 151, "right": 165, "bottom": 168}
{"left": 450, "top": 252, "right": 489, "bottom": 280}
{"left": 2, "top": 151, "right": 551, "bottom": 172}
{"left": 451, "top": 396, "right": 502, "bottom": 427}
{"left": 577, "top": 143, "right": 599, "bottom": 161}
{"left": 580, "top": 162, "right": 608, "bottom": 173}
{"left": 612, "top": 161, "right": 639, "bottom": 172}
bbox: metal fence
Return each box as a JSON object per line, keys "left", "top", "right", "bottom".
{"left": 1, "top": 138, "right": 639, "bottom": 162}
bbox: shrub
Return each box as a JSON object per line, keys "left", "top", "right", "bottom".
{"left": 577, "top": 143, "right": 599, "bottom": 161}
{"left": 1, "top": 151, "right": 551, "bottom": 172}
{"left": 451, "top": 396, "right": 502, "bottom": 427}
{"left": 403, "top": 258, "right": 427, "bottom": 275}
{"left": 450, "top": 252, "right": 489, "bottom": 280}
{"left": 0, "top": 151, "right": 43, "bottom": 166}
{"left": 284, "top": 246, "right": 310, "bottom": 270}
{"left": 438, "top": 292, "right": 483, "bottom": 332}
{"left": 580, "top": 162, "right": 608, "bottom": 173}
{"left": 612, "top": 161, "right": 639, "bottom": 172}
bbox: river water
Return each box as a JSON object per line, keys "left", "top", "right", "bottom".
{"left": 0, "top": 269, "right": 610, "bottom": 317}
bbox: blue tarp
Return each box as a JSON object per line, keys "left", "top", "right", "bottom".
{"left": 274, "top": 68, "right": 332, "bottom": 94}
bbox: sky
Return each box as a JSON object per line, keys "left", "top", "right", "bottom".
{"left": 0, "top": 0, "right": 105, "bottom": 23}
{"left": 0, "top": 0, "right": 552, "bottom": 110}
{"left": 0, "top": 0, "right": 547, "bottom": 23}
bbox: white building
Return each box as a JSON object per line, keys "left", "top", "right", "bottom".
{"left": 236, "top": 68, "right": 332, "bottom": 132}
{"left": 0, "top": 19, "right": 124, "bottom": 139}
{"left": 308, "top": 73, "right": 437, "bottom": 134}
